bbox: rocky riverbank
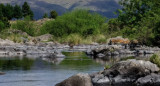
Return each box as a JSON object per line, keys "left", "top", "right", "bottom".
{"left": 0, "top": 37, "right": 160, "bottom": 59}
{"left": 86, "top": 44, "right": 160, "bottom": 58}
{"left": 56, "top": 59, "right": 160, "bottom": 86}
{"left": 0, "top": 38, "right": 69, "bottom": 58}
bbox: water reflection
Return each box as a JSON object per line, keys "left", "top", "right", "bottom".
{"left": 0, "top": 57, "right": 34, "bottom": 70}
{"left": 59, "top": 52, "right": 101, "bottom": 70}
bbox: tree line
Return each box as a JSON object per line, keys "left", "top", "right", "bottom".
{"left": 0, "top": 2, "right": 33, "bottom": 20}
{"left": 0, "top": 2, "right": 34, "bottom": 30}
{"left": 0, "top": 1, "right": 58, "bottom": 31}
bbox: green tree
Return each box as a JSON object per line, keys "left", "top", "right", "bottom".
{"left": 22, "top": 2, "right": 34, "bottom": 19}
{"left": 43, "top": 13, "right": 48, "bottom": 18}
{"left": 0, "top": 4, "right": 4, "bottom": 19}
{"left": 50, "top": 10, "right": 58, "bottom": 19}
{"left": 3, "top": 4, "right": 14, "bottom": 20}
{"left": 117, "top": 0, "right": 154, "bottom": 27}
{"left": 13, "top": 4, "right": 22, "bottom": 19}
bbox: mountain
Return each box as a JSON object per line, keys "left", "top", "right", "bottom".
{"left": 0, "top": 0, "right": 121, "bottom": 19}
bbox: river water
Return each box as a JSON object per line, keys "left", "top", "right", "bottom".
{"left": 0, "top": 52, "right": 105, "bottom": 86}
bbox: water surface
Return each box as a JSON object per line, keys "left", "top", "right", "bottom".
{"left": 0, "top": 52, "right": 104, "bottom": 86}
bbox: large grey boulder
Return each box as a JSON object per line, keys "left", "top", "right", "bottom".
{"left": 103, "top": 59, "right": 159, "bottom": 77}
{"left": 55, "top": 73, "right": 93, "bottom": 86}
{"left": 136, "top": 73, "right": 160, "bottom": 86}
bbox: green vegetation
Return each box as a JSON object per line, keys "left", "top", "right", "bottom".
{"left": 42, "top": 9, "right": 106, "bottom": 37}
{"left": 22, "top": 2, "right": 34, "bottom": 19}
{"left": 0, "top": 2, "right": 34, "bottom": 32}
{"left": 0, "top": 0, "right": 160, "bottom": 46}
{"left": 12, "top": 16, "right": 35, "bottom": 36}
{"left": 43, "top": 13, "right": 48, "bottom": 18}
{"left": 14, "top": 4, "right": 23, "bottom": 19}
{"left": 50, "top": 10, "right": 58, "bottom": 19}
{"left": 150, "top": 54, "right": 160, "bottom": 67}
{"left": 105, "top": 64, "right": 111, "bottom": 69}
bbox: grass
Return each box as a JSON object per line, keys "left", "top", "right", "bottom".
{"left": 51, "top": 34, "right": 107, "bottom": 45}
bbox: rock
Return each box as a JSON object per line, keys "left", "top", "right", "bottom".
{"left": 97, "top": 53, "right": 105, "bottom": 58}
{"left": 103, "top": 59, "right": 159, "bottom": 77}
{"left": 55, "top": 73, "right": 93, "bottom": 86}
{"left": 136, "top": 73, "right": 160, "bottom": 86}
{"left": 36, "top": 34, "right": 53, "bottom": 42}
{"left": 112, "top": 75, "right": 135, "bottom": 86}
{"left": 0, "top": 72, "right": 5, "bottom": 75}
{"left": 92, "top": 74, "right": 111, "bottom": 86}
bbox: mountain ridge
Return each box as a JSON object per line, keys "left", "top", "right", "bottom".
{"left": 0, "top": 0, "right": 121, "bottom": 19}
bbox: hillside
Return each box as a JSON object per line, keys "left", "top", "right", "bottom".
{"left": 0, "top": 0, "right": 121, "bottom": 19}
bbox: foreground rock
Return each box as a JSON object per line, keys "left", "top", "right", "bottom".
{"left": 55, "top": 73, "right": 93, "bottom": 86}
{"left": 56, "top": 59, "right": 160, "bottom": 86}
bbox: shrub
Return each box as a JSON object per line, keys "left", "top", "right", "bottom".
{"left": 150, "top": 54, "right": 160, "bottom": 67}
{"left": 42, "top": 9, "right": 106, "bottom": 37}
{"left": 12, "top": 16, "right": 35, "bottom": 36}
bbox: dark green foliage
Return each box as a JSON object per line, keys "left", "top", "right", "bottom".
{"left": 13, "top": 4, "right": 22, "bottom": 19}
{"left": 22, "top": 2, "right": 34, "bottom": 19}
{"left": 50, "top": 10, "right": 58, "bottom": 19}
{"left": 43, "top": 9, "right": 106, "bottom": 37}
{"left": 3, "top": 4, "right": 14, "bottom": 20}
{"left": 43, "top": 13, "right": 48, "bottom": 18}
{"left": 0, "top": 21, "right": 5, "bottom": 30}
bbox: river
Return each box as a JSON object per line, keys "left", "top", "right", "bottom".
{"left": 0, "top": 52, "right": 104, "bottom": 86}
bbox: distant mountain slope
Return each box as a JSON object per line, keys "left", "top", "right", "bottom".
{"left": 0, "top": 0, "right": 121, "bottom": 19}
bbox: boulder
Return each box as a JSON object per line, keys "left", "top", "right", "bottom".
{"left": 136, "top": 73, "right": 160, "bottom": 86}
{"left": 103, "top": 59, "right": 159, "bottom": 78}
{"left": 55, "top": 73, "right": 93, "bottom": 86}
{"left": 92, "top": 74, "right": 111, "bottom": 86}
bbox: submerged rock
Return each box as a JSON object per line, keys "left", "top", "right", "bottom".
{"left": 55, "top": 73, "right": 93, "bottom": 86}
{"left": 0, "top": 72, "right": 5, "bottom": 75}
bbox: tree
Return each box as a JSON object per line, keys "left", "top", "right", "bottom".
{"left": 50, "top": 10, "right": 58, "bottom": 19}
{"left": 3, "top": 4, "right": 14, "bottom": 20}
{"left": 118, "top": 0, "right": 154, "bottom": 27}
{"left": 13, "top": 4, "right": 22, "bottom": 19}
{"left": 0, "top": 4, "right": 4, "bottom": 19}
{"left": 22, "top": 2, "right": 34, "bottom": 19}
{"left": 43, "top": 13, "right": 48, "bottom": 18}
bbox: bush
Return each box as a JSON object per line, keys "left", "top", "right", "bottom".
{"left": 42, "top": 9, "right": 106, "bottom": 37}
{"left": 12, "top": 16, "right": 35, "bottom": 36}
{"left": 150, "top": 54, "right": 160, "bottom": 67}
